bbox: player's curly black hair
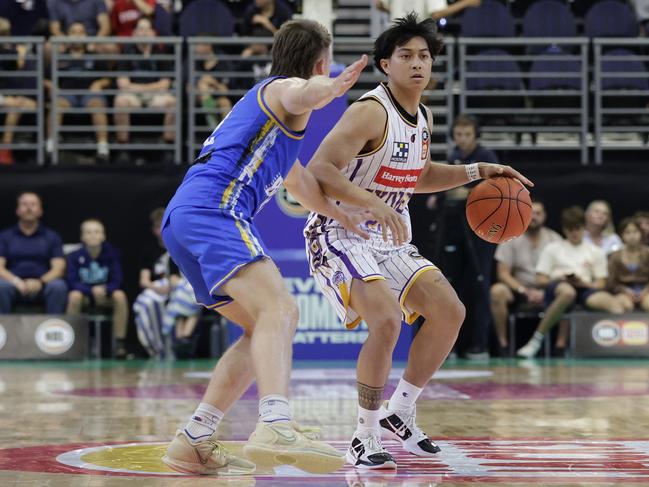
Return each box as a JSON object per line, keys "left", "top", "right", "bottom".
{"left": 373, "top": 12, "right": 444, "bottom": 75}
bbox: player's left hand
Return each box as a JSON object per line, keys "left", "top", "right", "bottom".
{"left": 478, "top": 163, "right": 534, "bottom": 187}
{"left": 332, "top": 206, "right": 371, "bottom": 240}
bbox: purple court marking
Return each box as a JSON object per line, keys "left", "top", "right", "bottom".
{"left": 58, "top": 380, "right": 649, "bottom": 401}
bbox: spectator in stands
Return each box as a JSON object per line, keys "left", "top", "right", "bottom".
{"left": 49, "top": 0, "right": 110, "bottom": 36}
{"left": 113, "top": 17, "right": 176, "bottom": 164}
{"left": 0, "top": 192, "right": 68, "bottom": 313}
{"left": 240, "top": 0, "right": 292, "bottom": 58}
{"left": 46, "top": 22, "right": 111, "bottom": 163}
{"left": 490, "top": 199, "right": 561, "bottom": 355}
{"left": 66, "top": 219, "right": 130, "bottom": 358}
{"left": 608, "top": 217, "right": 649, "bottom": 311}
{"left": 376, "top": 0, "right": 482, "bottom": 22}
{"left": 517, "top": 206, "right": 624, "bottom": 358}
{"left": 163, "top": 276, "right": 202, "bottom": 358}
{"left": 133, "top": 207, "right": 182, "bottom": 358}
{"left": 111, "top": 0, "right": 155, "bottom": 36}
{"left": 584, "top": 200, "right": 622, "bottom": 255}
{"left": 192, "top": 38, "right": 233, "bottom": 129}
{"left": 633, "top": 211, "right": 649, "bottom": 246}
{"left": 0, "top": 17, "right": 38, "bottom": 165}
{"left": 0, "top": 0, "right": 49, "bottom": 36}
{"left": 438, "top": 114, "right": 499, "bottom": 359}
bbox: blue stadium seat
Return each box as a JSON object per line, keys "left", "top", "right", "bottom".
{"left": 460, "top": 0, "right": 516, "bottom": 36}
{"left": 529, "top": 46, "right": 581, "bottom": 90}
{"left": 466, "top": 49, "right": 524, "bottom": 90}
{"left": 179, "top": 0, "right": 235, "bottom": 37}
{"left": 522, "top": 0, "right": 577, "bottom": 37}
{"left": 584, "top": 0, "right": 639, "bottom": 37}
{"left": 154, "top": 4, "right": 173, "bottom": 36}
{"left": 601, "top": 48, "right": 649, "bottom": 90}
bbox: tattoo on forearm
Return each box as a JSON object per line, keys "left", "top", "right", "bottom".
{"left": 357, "top": 382, "right": 384, "bottom": 410}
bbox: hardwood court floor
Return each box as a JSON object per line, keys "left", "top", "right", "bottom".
{"left": 1, "top": 358, "right": 649, "bottom": 486}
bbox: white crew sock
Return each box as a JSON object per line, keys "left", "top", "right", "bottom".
{"left": 356, "top": 406, "right": 381, "bottom": 436}
{"left": 388, "top": 378, "right": 423, "bottom": 412}
{"left": 259, "top": 394, "right": 292, "bottom": 423}
{"left": 183, "top": 402, "right": 224, "bottom": 444}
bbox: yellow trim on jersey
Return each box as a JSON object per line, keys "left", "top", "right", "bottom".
{"left": 399, "top": 265, "right": 438, "bottom": 325}
{"left": 357, "top": 96, "right": 389, "bottom": 157}
{"left": 343, "top": 274, "right": 386, "bottom": 330}
{"left": 219, "top": 119, "right": 275, "bottom": 209}
{"left": 220, "top": 179, "right": 239, "bottom": 208}
{"left": 235, "top": 219, "right": 257, "bottom": 256}
{"left": 381, "top": 83, "right": 418, "bottom": 128}
{"left": 257, "top": 83, "right": 305, "bottom": 140}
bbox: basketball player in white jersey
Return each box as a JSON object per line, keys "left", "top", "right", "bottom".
{"left": 305, "top": 13, "right": 532, "bottom": 468}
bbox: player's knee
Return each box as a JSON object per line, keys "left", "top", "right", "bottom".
{"left": 368, "top": 311, "right": 402, "bottom": 347}
{"left": 450, "top": 299, "right": 466, "bottom": 327}
{"left": 269, "top": 295, "right": 299, "bottom": 332}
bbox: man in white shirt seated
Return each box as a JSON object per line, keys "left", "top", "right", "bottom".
{"left": 517, "top": 206, "right": 624, "bottom": 358}
{"left": 490, "top": 199, "right": 560, "bottom": 356}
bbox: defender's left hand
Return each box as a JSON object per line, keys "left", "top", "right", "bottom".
{"left": 478, "top": 163, "right": 534, "bottom": 187}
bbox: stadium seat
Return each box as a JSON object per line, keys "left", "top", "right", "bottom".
{"left": 466, "top": 49, "right": 524, "bottom": 91}
{"left": 179, "top": 0, "right": 235, "bottom": 37}
{"left": 601, "top": 48, "right": 649, "bottom": 91}
{"left": 154, "top": 4, "right": 173, "bottom": 36}
{"left": 529, "top": 46, "right": 581, "bottom": 90}
{"left": 522, "top": 0, "right": 577, "bottom": 38}
{"left": 584, "top": 0, "right": 639, "bottom": 37}
{"left": 460, "top": 0, "right": 516, "bottom": 37}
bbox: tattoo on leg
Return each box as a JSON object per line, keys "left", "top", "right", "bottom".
{"left": 357, "top": 382, "right": 384, "bottom": 410}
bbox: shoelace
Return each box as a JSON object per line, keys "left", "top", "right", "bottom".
{"left": 399, "top": 408, "right": 428, "bottom": 442}
{"left": 365, "top": 432, "right": 387, "bottom": 454}
{"left": 204, "top": 440, "right": 228, "bottom": 466}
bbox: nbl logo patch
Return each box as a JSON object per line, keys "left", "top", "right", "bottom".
{"left": 391, "top": 142, "right": 409, "bottom": 163}
{"left": 421, "top": 129, "right": 429, "bottom": 159}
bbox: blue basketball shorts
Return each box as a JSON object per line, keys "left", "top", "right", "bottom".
{"left": 162, "top": 205, "right": 268, "bottom": 308}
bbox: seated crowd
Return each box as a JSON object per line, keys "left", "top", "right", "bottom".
{"left": 0, "top": 192, "right": 203, "bottom": 359}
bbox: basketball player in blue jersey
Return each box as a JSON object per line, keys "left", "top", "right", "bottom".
{"left": 304, "top": 14, "right": 533, "bottom": 469}
{"left": 160, "top": 20, "right": 370, "bottom": 475}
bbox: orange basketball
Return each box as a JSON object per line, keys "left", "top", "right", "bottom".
{"left": 465, "top": 176, "right": 532, "bottom": 244}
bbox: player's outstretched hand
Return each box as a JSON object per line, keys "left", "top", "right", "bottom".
{"left": 367, "top": 197, "right": 409, "bottom": 246}
{"left": 333, "top": 207, "right": 371, "bottom": 240}
{"left": 478, "top": 163, "right": 534, "bottom": 187}
{"left": 331, "top": 55, "right": 368, "bottom": 98}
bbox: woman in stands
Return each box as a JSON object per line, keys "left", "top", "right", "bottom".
{"left": 608, "top": 217, "right": 649, "bottom": 311}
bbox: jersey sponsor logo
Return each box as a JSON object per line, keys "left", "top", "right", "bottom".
{"left": 408, "top": 250, "right": 424, "bottom": 260}
{"left": 374, "top": 166, "right": 422, "bottom": 189}
{"left": 421, "top": 129, "right": 429, "bottom": 159}
{"left": 391, "top": 142, "right": 409, "bottom": 163}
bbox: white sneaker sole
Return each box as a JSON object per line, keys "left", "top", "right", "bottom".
{"left": 380, "top": 428, "right": 440, "bottom": 458}
{"left": 161, "top": 454, "right": 255, "bottom": 476}
{"left": 243, "top": 443, "right": 345, "bottom": 474}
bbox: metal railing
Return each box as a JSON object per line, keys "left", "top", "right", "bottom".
{"left": 594, "top": 38, "right": 649, "bottom": 165}
{"left": 0, "top": 37, "right": 44, "bottom": 164}
{"left": 459, "top": 37, "right": 589, "bottom": 164}
{"left": 50, "top": 36, "right": 183, "bottom": 164}
{"left": 1, "top": 36, "right": 648, "bottom": 166}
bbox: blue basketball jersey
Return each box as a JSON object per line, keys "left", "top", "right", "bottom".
{"left": 167, "top": 76, "right": 305, "bottom": 217}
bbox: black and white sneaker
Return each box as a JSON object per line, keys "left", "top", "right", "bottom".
{"left": 379, "top": 402, "right": 441, "bottom": 457}
{"left": 346, "top": 431, "right": 397, "bottom": 469}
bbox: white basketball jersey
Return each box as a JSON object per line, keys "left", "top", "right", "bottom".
{"left": 305, "top": 83, "right": 431, "bottom": 250}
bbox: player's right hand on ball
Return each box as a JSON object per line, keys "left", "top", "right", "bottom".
{"left": 368, "top": 198, "right": 409, "bottom": 246}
